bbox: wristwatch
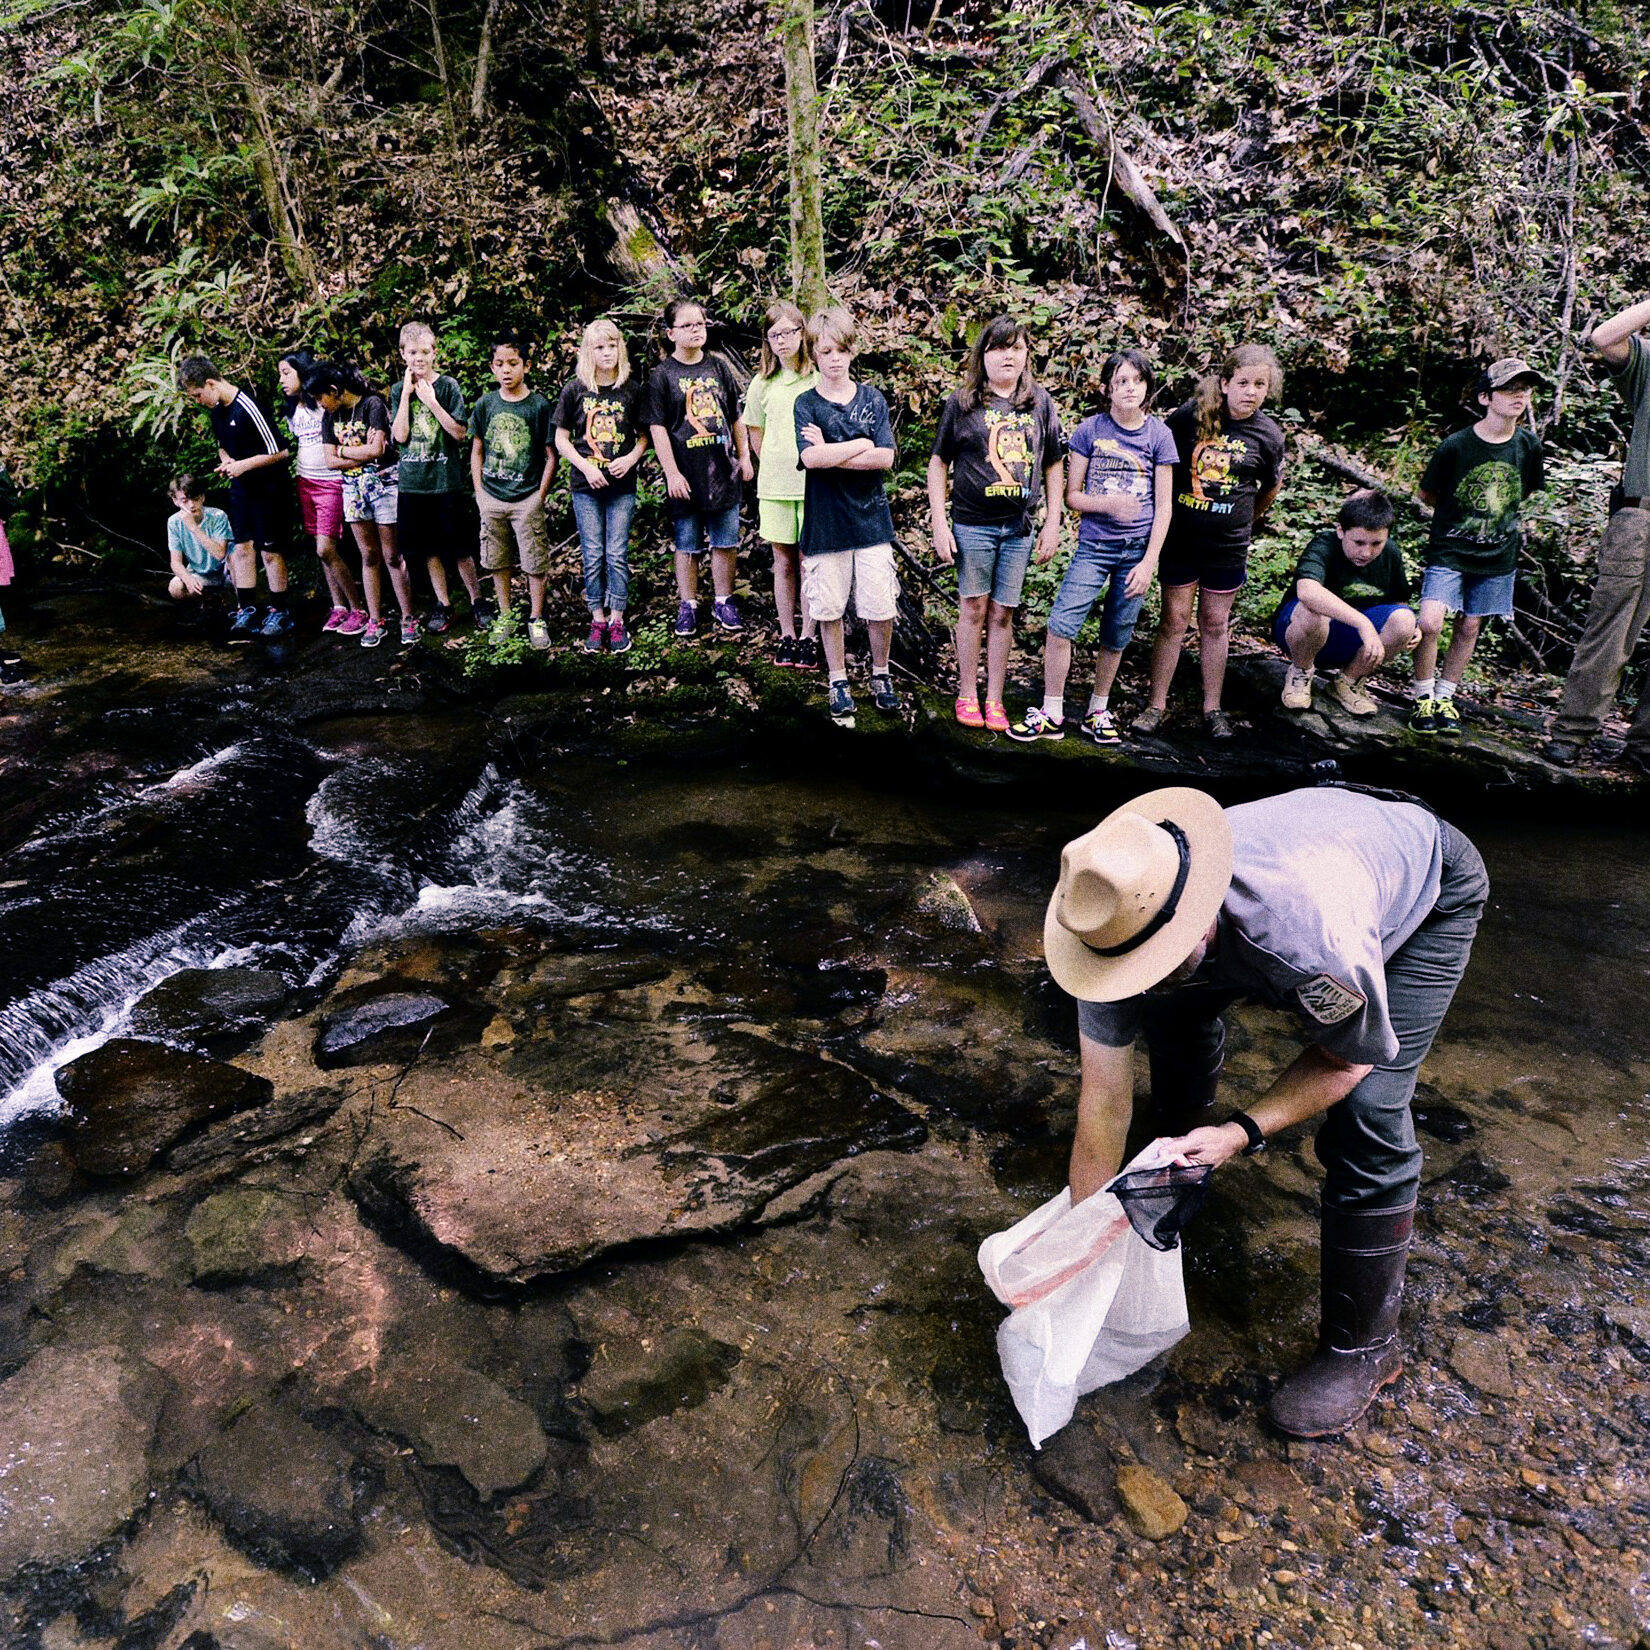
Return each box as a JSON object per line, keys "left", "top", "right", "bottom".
{"left": 1225, "top": 1110, "right": 1267, "bottom": 1156}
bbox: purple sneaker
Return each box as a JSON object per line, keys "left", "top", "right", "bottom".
{"left": 585, "top": 618, "right": 606, "bottom": 653}
{"left": 712, "top": 597, "right": 743, "bottom": 633}
{"left": 675, "top": 600, "right": 698, "bottom": 638}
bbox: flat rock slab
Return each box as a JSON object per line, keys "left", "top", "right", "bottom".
{"left": 56, "top": 1038, "right": 274, "bottom": 1178}
{"left": 0, "top": 1345, "right": 163, "bottom": 1577}
{"left": 350, "top": 1033, "right": 926, "bottom": 1286}
{"left": 127, "top": 966, "right": 290, "bottom": 1054}
{"left": 314, "top": 990, "right": 454, "bottom": 1068}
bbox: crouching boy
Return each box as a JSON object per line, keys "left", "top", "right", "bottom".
{"left": 794, "top": 307, "right": 901, "bottom": 729}
{"left": 165, "top": 475, "right": 231, "bottom": 601}
{"left": 1275, "top": 489, "right": 1416, "bottom": 716}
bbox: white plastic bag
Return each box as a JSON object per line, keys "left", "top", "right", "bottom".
{"left": 978, "top": 1143, "right": 1190, "bottom": 1448}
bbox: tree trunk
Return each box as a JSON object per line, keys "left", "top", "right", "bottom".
{"left": 780, "top": 0, "right": 829, "bottom": 313}
{"left": 471, "top": 0, "right": 506, "bottom": 122}
{"left": 423, "top": 0, "right": 475, "bottom": 262}
{"left": 583, "top": 0, "right": 602, "bottom": 66}
{"left": 229, "top": 32, "right": 318, "bottom": 296}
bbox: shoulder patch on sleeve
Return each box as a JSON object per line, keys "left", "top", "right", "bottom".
{"left": 1296, "top": 973, "right": 1366, "bottom": 1025}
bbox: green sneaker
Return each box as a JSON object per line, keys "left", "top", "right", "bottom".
{"left": 1409, "top": 696, "right": 1439, "bottom": 733}
{"left": 489, "top": 610, "right": 519, "bottom": 646}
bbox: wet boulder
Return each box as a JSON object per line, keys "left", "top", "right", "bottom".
{"left": 127, "top": 966, "right": 290, "bottom": 1055}
{"left": 191, "top": 1402, "right": 365, "bottom": 1579}
{"left": 314, "top": 989, "right": 453, "bottom": 1068}
{"left": 56, "top": 1039, "right": 274, "bottom": 1178}
{"left": 0, "top": 1345, "right": 163, "bottom": 1576}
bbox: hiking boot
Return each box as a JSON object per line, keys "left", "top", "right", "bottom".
{"left": 608, "top": 617, "right": 631, "bottom": 655}
{"left": 426, "top": 603, "right": 452, "bottom": 635}
{"left": 528, "top": 617, "right": 550, "bottom": 651}
{"left": 1408, "top": 696, "right": 1439, "bottom": 733}
{"left": 1132, "top": 705, "right": 1165, "bottom": 735}
{"left": 1269, "top": 1203, "right": 1414, "bottom": 1439}
{"left": 259, "top": 606, "right": 294, "bottom": 637}
{"left": 360, "top": 618, "right": 388, "bottom": 648}
{"left": 869, "top": 672, "right": 901, "bottom": 713}
{"left": 675, "top": 600, "right": 698, "bottom": 638}
{"left": 1008, "top": 705, "right": 1065, "bottom": 742}
{"left": 322, "top": 606, "right": 349, "bottom": 634}
{"left": 1331, "top": 674, "right": 1380, "bottom": 717}
{"left": 1434, "top": 697, "right": 1461, "bottom": 736}
{"left": 712, "top": 597, "right": 743, "bottom": 633}
{"left": 797, "top": 636, "right": 819, "bottom": 670}
{"left": 1542, "top": 736, "right": 1580, "bottom": 767}
{"left": 585, "top": 618, "right": 606, "bottom": 653}
{"left": 774, "top": 636, "right": 798, "bottom": 668}
{"left": 399, "top": 614, "right": 422, "bottom": 646}
{"left": 828, "top": 679, "right": 856, "bottom": 727}
{"left": 1281, "top": 664, "right": 1315, "bottom": 710}
{"left": 1080, "top": 707, "right": 1121, "bottom": 746}
{"left": 1204, "top": 708, "right": 1235, "bottom": 740}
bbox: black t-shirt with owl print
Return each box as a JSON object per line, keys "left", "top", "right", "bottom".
{"left": 644, "top": 355, "right": 743, "bottom": 514}
{"left": 554, "top": 377, "right": 646, "bottom": 496}
{"left": 1162, "top": 400, "right": 1286, "bottom": 563}
{"left": 931, "top": 386, "right": 1064, "bottom": 532}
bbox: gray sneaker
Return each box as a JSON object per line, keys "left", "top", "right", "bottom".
{"left": 828, "top": 679, "right": 856, "bottom": 727}
{"left": 869, "top": 672, "right": 901, "bottom": 713}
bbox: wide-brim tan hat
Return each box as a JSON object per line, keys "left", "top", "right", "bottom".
{"left": 1045, "top": 787, "right": 1233, "bottom": 1001}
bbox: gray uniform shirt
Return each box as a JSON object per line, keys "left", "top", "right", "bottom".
{"left": 1077, "top": 789, "right": 1444, "bottom": 1067}
{"left": 1612, "top": 335, "right": 1650, "bottom": 500}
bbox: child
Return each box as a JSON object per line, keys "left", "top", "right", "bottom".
{"left": 645, "top": 298, "right": 752, "bottom": 638}
{"left": 303, "top": 359, "right": 419, "bottom": 649}
{"left": 554, "top": 317, "right": 648, "bottom": 654}
{"left": 927, "top": 315, "right": 1064, "bottom": 732}
{"left": 389, "top": 322, "right": 487, "bottom": 635}
{"left": 470, "top": 326, "right": 557, "bottom": 649}
{"left": 1009, "top": 348, "right": 1174, "bottom": 745}
{"left": 177, "top": 355, "right": 293, "bottom": 640}
{"left": 1410, "top": 359, "right": 1547, "bottom": 735}
{"left": 278, "top": 349, "right": 365, "bottom": 635}
{"left": 1276, "top": 489, "right": 1417, "bottom": 716}
{"left": 164, "top": 475, "right": 231, "bottom": 601}
{"left": 742, "top": 299, "right": 820, "bottom": 666}
{"left": 794, "top": 306, "right": 901, "bottom": 728}
{"left": 0, "top": 458, "right": 21, "bottom": 684}
{"left": 1140, "top": 342, "right": 1286, "bottom": 739}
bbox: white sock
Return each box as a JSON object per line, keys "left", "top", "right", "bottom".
{"left": 1086, "top": 693, "right": 1108, "bottom": 714}
{"left": 1437, "top": 679, "right": 1457, "bottom": 701}
{"left": 1413, "top": 677, "right": 1435, "bottom": 699}
{"left": 1044, "top": 696, "right": 1065, "bottom": 722}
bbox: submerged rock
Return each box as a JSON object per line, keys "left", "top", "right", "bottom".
{"left": 314, "top": 990, "right": 452, "bottom": 1068}
{"left": 1116, "top": 1462, "right": 1189, "bottom": 1540}
{"left": 191, "top": 1402, "right": 365, "bottom": 1579}
{"left": 185, "top": 1187, "right": 310, "bottom": 1286}
{"left": 56, "top": 1038, "right": 274, "bottom": 1178}
{"left": 1450, "top": 1330, "right": 1518, "bottom": 1398}
{"left": 0, "top": 1345, "right": 163, "bottom": 1576}
{"left": 127, "top": 966, "right": 290, "bottom": 1054}
{"left": 347, "top": 1358, "right": 547, "bottom": 1499}
{"left": 577, "top": 1326, "right": 741, "bottom": 1437}
{"left": 1030, "top": 1420, "right": 1120, "bottom": 1524}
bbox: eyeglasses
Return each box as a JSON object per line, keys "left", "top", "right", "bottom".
{"left": 767, "top": 326, "right": 802, "bottom": 341}
{"left": 670, "top": 320, "right": 708, "bottom": 332}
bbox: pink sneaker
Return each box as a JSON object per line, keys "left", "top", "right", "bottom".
{"left": 322, "top": 606, "right": 348, "bottom": 633}
{"left": 607, "top": 617, "right": 631, "bottom": 655}
{"left": 984, "top": 700, "right": 1011, "bottom": 733}
{"left": 337, "top": 609, "right": 368, "bottom": 637}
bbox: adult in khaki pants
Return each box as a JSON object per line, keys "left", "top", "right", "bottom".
{"left": 1545, "top": 296, "right": 1650, "bottom": 773}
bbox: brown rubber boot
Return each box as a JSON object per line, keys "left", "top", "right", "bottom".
{"left": 1268, "top": 1201, "right": 1415, "bottom": 1439}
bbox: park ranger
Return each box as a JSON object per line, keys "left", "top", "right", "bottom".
{"left": 1046, "top": 784, "right": 1487, "bottom": 1437}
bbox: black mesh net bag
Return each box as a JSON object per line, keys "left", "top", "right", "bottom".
{"left": 1106, "top": 1163, "right": 1213, "bottom": 1251}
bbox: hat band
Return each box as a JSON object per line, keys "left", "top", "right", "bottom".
{"left": 1081, "top": 820, "right": 1191, "bottom": 958}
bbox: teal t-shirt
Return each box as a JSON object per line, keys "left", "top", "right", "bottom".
{"left": 388, "top": 375, "right": 469, "bottom": 494}
{"left": 1420, "top": 425, "right": 1544, "bottom": 578}
{"left": 167, "top": 506, "right": 232, "bottom": 576}
{"left": 1293, "top": 527, "right": 1409, "bottom": 610}
{"left": 470, "top": 389, "right": 554, "bottom": 503}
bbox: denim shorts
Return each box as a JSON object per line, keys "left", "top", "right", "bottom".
{"left": 1048, "top": 536, "right": 1150, "bottom": 648}
{"left": 343, "top": 465, "right": 398, "bottom": 526}
{"left": 1419, "top": 564, "right": 1515, "bottom": 619}
{"left": 1272, "top": 599, "right": 1415, "bottom": 667}
{"left": 671, "top": 500, "right": 741, "bottom": 556}
{"left": 953, "top": 520, "right": 1033, "bottom": 606}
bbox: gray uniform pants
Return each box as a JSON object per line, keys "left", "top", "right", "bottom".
{"left": 1550, "top": 507, "right": 1650, "bottom": 755}
{"left": 1142, "top": 823, "right": 1488, "bottom": 1211}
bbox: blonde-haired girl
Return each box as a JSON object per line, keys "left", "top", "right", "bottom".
{"left": 1138, "top": 342, "right": 1285, "bottom": 740}
{"left": 553, "top": 317, "right": 649, "bottom": 653}
{"left": 743, "top": 299, "right": 820, "bottom": 666}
